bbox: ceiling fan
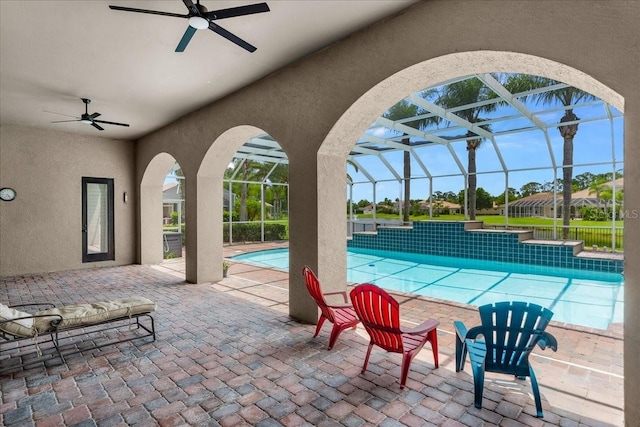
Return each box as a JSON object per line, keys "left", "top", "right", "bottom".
{"left": 109, "top": 0, "right": 270, "bottom": 53}
{"left": 48, "top": 99, "right": 130, "bottom": 131}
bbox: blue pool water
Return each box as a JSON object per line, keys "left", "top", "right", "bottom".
{"left": 231, "top": 247, "right": 624, "bottom": 331}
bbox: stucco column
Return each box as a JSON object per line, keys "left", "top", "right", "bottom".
{"left": 288, "top": 151, "right": 322, "bottom": 324}
{"left": 183, "top": 173, "right": 221, "bottom": 284}
{"left": 139, "top": 183, "right": 164, "bottom": 265}
{"left": 199, "top": 174, "right": 223, "bottom": 283}
{"left": 624, "top": 94, "right": 639, "bottom": 426}
{"left": 317, "top": 152, "right": 348, "bottom": 294}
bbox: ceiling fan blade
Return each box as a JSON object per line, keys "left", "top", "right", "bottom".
{"left": 205, "top": 3, "right": 270, "bottom": 20}
{"left": 182, "top": 0, "right": 199, "bottom": 16}
{"left": 176, "top": 26, "right": 197, "bottom": 52}
{"left": 90, "top": 112, "right": 101, "bottom": 119}
{"left": 109, "top": 5, "right": 189, "bottom": 19}
{"left": 92, "top": 122, "right": 105, "bottom": 131}
{"left": 51, "top": 119, "right": 80, "bottom": 123}
{"left": 45, "top": 110, "right": 79, "bottom": 119}
{"left": 94, "top": 119, "right": 130, "bottom": 127}
{"left": 208, "top": 22, "right": 257, "bottom": 52}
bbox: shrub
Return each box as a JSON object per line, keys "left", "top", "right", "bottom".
{"left": 223, "top": 211, "right": 239, "bottom": 222}
{"left": 580, "top": 207, "right": 609, "bottom": 221}
{"left": 223, "top": 223, "right": 287, "bottom": 242}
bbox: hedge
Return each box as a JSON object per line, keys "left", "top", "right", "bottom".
{"left": 223, "top": 223, "right": 287, "bottom": 242}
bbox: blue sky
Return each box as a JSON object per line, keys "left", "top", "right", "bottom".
{"left": 347, "top": 101, "right": 624, "bottom": 203}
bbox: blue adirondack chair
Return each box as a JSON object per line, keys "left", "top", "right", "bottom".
{"left": 454, "top": 301, "right": 558, "bottom": 418}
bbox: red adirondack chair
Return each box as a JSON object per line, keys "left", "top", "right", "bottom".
{"left": 350, "top": 283, "right": 439, "bottom": 388}
{"left": 302, "top": 266, "right": 360, "bottom": 349}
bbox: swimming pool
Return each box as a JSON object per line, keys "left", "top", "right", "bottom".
{"left": 231, "top": 247, "right": 624, "bottom": 331}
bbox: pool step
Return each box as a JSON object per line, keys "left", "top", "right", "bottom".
{"left": 466, "top": 227, "right": 534, "bottom": 242}
{"left": 575, "top": 249, "right": 624, "bottom": 261}
{"left": 459, "top": 223, "right": 590, "bottom": 255}
{"left": 521, "top": 239, "right": 584, "bottom": 256}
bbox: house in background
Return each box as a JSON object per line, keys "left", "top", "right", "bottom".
{"left": 163, "top": 183, "right": 235, "bottom": 224}
{"left": 570, "top": 177, "right": 624, "bottom": 208}
{"left": 163, "top": 183, "right": 182, "bottom": 224}
{"left": 419, "top": 200, "right": 462, "bottom": 215}
{"left": 477, "top": 202, "right": 502, "bottom": 216}
{"left": 508, "top": 178, "right": 624, "bottom": 219}
{"left": 437, "top": 200, "right": 462, "bottom": 215}
{"left": 362, "top": 204, "right": 375, "bottom": 214}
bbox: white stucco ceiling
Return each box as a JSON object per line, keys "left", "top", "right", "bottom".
{"left": 0, "top": 0, "right": 417, "bottom": 140}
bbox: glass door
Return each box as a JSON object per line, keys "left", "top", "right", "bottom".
{"left": 82, "top": 177, "right": 114, "bottom": 262}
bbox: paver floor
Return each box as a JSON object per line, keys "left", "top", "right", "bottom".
{"left": 0, "top": 242, "right": 624, "bottom": 426}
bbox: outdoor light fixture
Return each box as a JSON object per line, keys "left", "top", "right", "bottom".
{"left": 188, "top": 16, "right": 209, "bottom": 29}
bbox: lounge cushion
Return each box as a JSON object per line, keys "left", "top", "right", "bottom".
{"left": 0, "top": 303, "right": 35, "bottom": 337}
{"left": 34, "top": 296, "right": 156, "bottom": 333}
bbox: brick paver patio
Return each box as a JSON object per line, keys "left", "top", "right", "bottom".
{"left": 0, "top": 242, "right": 624, "bottom": 426}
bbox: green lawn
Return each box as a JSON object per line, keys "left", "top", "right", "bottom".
{"left": 353, "top": 213, "right": 622, "bottom": 228}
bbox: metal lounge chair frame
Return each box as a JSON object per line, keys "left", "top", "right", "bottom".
{"left": 350, "top": 283, "right": 439, "bottom": 389}
{"left": 454, "top": 301, "right": 558, "bottom": 417}
{"left": 302, "top": 265, "right": 360, "bottom": 349}
{"left": 1, "top": 300, "right": 156, "bottom": 374}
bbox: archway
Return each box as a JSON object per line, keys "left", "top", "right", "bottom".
{"left": 317, "top": 50, "right": 623, "bottom": 290}
{"left": 192, "top": 125, "right": 277, "bottom": 283}
{"left": 140, "top": 152, "right": 179, "bottom": 265}
{"left": 317, "top": 48, "right": 627, "bottom": 422}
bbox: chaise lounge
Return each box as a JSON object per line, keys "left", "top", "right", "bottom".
{"left": 0, "top": 296, "right": 156, "bottom": 373}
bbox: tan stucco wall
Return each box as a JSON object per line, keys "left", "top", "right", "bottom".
{"left": 0, "top": 125, "right": 136, "bottom": 276}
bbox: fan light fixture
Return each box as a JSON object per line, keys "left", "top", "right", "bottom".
{"left": 48, "top": 98, "right": 130, "bottom": 131}
{"left": 189, "top": 16, "right": 209, "bottom": 29}
{"left": 108, "top": 1, "right": 270, "bottom": 53}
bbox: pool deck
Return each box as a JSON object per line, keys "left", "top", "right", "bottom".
{"left": 0, "top": 241, "right": 624, "bottom": 426}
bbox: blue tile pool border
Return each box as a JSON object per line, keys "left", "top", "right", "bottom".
{"left": 347, "top": 221, "right": 623, "bottom": 274}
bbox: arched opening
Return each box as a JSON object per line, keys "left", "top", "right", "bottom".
{"left": 318, "top": 50, "right": 624, "bottom": 291}
{"left": 162, "top": 163, "right": 186, "bottom": 260}
{"left": 193, "top": 125, "right": 285, "bottom": 283}
{"left": 140, "top": 152, "right": 180, "bottom": 266}
{"left": 223, "top": 134, "right": 289, "bottom": 246}
{"left": 346, "top": 77, "right": 623, "bottom": 239}
{"left": 340, "top": 73, "right": 623, "bottom": 330}
{"left": 316, "top": 49, "right": 626, "bottom": 423}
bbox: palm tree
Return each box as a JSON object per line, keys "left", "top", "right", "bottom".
{"left": 240, "top": 160, "right": 250, "bottom": 221}
{"left": 504, "top": 75, "right": 596, "bottom": 238}
{"left": 433, "top": 77, "right": 498, "bottom": 220}
{"left": 266, "top": 164, "right": 288, "bottom": 218}
{"left": 225, "top": 159, "right": 263, "bottom": 222}
{"left": 601, "top": 188, "right": 624, "bottom": 219}
{"left": 383, "top": 100, "right": 438, "bottom": 222}
{"left": 172, "top": 166, "right": 186, "bottom": 233}
{"left": 588, "top": 178, "right": 609, "bottom": 210}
